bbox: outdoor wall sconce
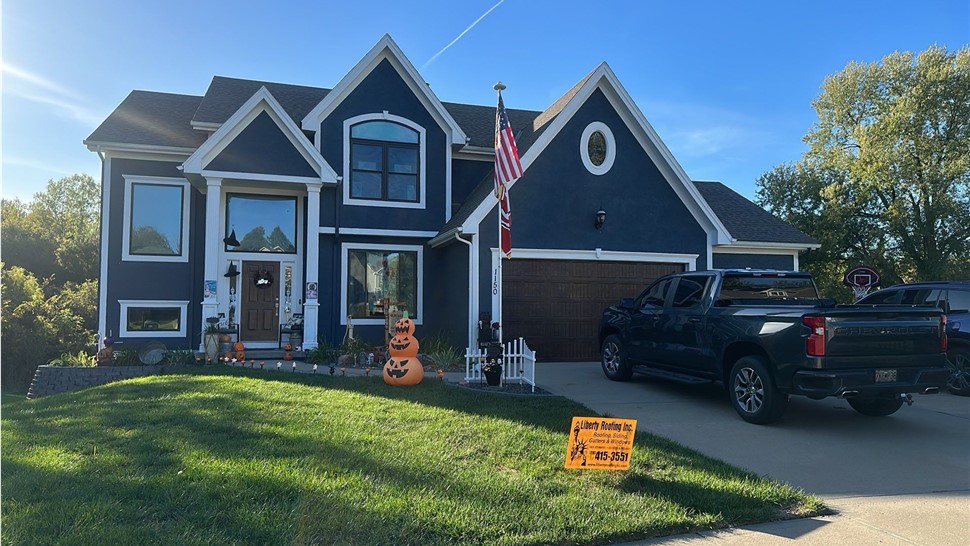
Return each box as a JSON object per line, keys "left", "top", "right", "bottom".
{"left": 595, "top": 209, "right": 606, "bottom": 229}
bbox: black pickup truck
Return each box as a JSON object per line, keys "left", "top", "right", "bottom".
{"left": 599, "top": 270, "right": 949, "bottom": 424}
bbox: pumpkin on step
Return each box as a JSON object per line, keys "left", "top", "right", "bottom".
{"left": 235, "top": 351, "right": 246, "bottom": 361}
{"left": 233, "top": 341, "right": 245, "bottom": 352}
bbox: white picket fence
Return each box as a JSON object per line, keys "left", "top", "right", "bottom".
{"left": 465, "top": 337, "right": 537, "bottom": 392}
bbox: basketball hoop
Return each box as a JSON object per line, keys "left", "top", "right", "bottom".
{"left": 843, "top": 265, "right": 881, "bottom": 300}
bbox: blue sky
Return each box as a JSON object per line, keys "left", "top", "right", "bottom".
{"left": 2, "top": 0, "right": 967, "bottom": 202}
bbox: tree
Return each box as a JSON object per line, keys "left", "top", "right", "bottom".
{"left": 1, "top": 174, "right": 101, "bottom": 283}
{"left": 759, "top": 46, "right": 970, "bottom": 289}
{"left": 1, "top": 266, "right": 94, "bottom": 393}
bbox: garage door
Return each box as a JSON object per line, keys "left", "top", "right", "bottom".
{"left": 502, "top": 260, "right": 685, "bottom": 361}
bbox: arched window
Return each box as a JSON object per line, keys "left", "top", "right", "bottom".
{"left": 349, "top": 120, "right": 420, "bottom": 202}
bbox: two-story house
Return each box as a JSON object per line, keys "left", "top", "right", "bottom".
{"left": 85, "top": 35, "right": 817, "bottom": 361}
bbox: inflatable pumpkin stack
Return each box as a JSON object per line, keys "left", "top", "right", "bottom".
{"left": 383, "top": 313, "right": 423, "bottom": 386}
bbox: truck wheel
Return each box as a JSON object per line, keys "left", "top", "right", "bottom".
{"left": 847, "top": 396, "right": 904, "bottom": 417}
{"left": 728, "top": 356, "right": 788, "bottom": 424}
{"left": 945, "top": 349, "right": 970, "bottom": 396}
{"left": 601, "top": 334, "right": 633, "bottom": 381}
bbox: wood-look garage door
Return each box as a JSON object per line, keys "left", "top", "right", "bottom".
{"left": 502, "top": 260, "right": 684, "bottom": 361}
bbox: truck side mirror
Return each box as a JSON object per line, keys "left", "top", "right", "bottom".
{"left": 620, "top": 298, "right": 636, "bottom": 309}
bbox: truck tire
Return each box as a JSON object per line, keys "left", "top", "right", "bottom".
{"left": 847, "top": 396, "right": 904, "bottom": 417}
{"left": 601, "top": 334, "right": 633, "bottom": 381}
{"left": 728, "top": 356, "right": 788, "bottom": 424}
{"left": 945, "top": 349, "right": 970, "bottom": 396}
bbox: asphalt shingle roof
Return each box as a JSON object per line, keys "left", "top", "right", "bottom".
{"left": 692, "top": 181, "right": 818, "bottom": 245}
{"left": 85, "top": 91, "right": 206, "bottom": 149}
{"left": 192, "top": 76, "right": 330, "bottom": 126}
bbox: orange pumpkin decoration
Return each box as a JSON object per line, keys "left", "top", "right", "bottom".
{"left": 233, "top": 341, "right": 245, "bottom": 352}
{"left": 235, "top": 351, "right": 246, "bottom": 361}
{"left": 388, "top": 334, "right": 419, "bottom": 358}
{"left": 218, "top": 333, "right": 231, "bottom": 343}
{"left": 393, "top": 317, "right": 415, "bottom": 336}
{"left": 383, "top": 356, "right": 423, "bottom": 386}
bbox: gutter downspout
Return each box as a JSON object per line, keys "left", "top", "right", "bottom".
{"left": 331, "top": 176, "right": 342, "bottom": 345}
{"left": 450, "top": 227, "right": 477, "bottom": 350}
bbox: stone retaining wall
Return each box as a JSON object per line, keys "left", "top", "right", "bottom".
{"left": 27, "top": 365, "right": 169, "bottom": 399}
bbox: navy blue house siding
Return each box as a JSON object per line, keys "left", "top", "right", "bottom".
{"left": 452, "top": 159, "right": 493, "bottom": 208}
{"left": 477, "top": 88, "right": 709, "bottom": 313}
{"left": 105, "top": 158, "right": 203, "bottom": 349}
{"left": 712, "top": 253, "right": 794, "bottom": 270}
{"left": 207, "top": 111, "right": 317, "bottom": 178}
{"left": 317, "top": 59, "right": 448, "bottom": 232}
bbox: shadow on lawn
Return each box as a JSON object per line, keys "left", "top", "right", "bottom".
{"left": 1, "top": 368, "right": 818, "bottom": 545}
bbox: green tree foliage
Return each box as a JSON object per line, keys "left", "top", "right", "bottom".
{"left": 1, "top": 174, "right": 101, "bottom": 283}
{"left": 758, "top": 46, "right": 970, "bottom": 295}
{"left": 1, "top": 266, "right": 95, "bottom": 392}
{"left": 1, "top": 174, "right": 101, "bottom": 393}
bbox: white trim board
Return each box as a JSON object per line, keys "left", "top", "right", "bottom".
{"left": 300, "top": 34, "right": 466, "bottom": 145}
{"left": 118, "top": 300, "right": 190, "bottom": 338}
{"left": 342, "top": 112, "right": 427, "bottom": 209}
{"left": 319, "top": 227, "right": 438, "bottom": 238}
{"left": 182, "top": 86, "right": 337, "bottom": 183}
{"left": 339, "top": 242, "right": 424, "bottom": 326}
{"left": 459, "top": 63, "right": 733, "bottom": 247}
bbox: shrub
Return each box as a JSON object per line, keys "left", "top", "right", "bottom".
{"left": 48, "top": 350, "right": 95, "bottom": 367}
{"left": 164, "top": 349, "right": 196, "bottom": 365}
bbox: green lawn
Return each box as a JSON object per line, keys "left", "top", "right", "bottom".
{"left": 1, "top": 368, "right": 824, "bottom": 545}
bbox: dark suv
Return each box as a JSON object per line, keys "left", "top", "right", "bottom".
{"left": 857, "top": 281, "right": 970, "bottom": 395}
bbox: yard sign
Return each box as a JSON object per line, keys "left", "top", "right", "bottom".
{"left": 565, "top": 417, "right": 637, "bottom": 470}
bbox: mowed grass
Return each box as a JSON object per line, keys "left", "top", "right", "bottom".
{"left": 2, "top": 368, "right": 824, "bottom": 545}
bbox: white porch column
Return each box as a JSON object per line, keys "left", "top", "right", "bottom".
{"left": 200, "top": 177, "right": 222, "bottom": 350}
{"left": 302, "top": 182, "right": 323, "bottom": 349}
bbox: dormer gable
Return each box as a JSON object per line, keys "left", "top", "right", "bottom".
{"left": 182, "top": 86, "right": 337, "bottom": 183}
{"left": 300, "top": 34, "right": 466, "bottom": 146}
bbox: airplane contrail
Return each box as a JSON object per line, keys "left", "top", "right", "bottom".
{"left": 422, "top": 0, "right": 506, "bottom": 70}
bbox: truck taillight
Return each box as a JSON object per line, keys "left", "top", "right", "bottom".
{"left": 803, "top": 315, "right": 826, "bottom": 356}
{"left": 941, "top": 315, "right": 947, "bottom": 352}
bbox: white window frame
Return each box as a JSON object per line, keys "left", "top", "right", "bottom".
{"left": 343, "top": 113, "right": 426, "bottom": 209}
{"left": 580, "top": 121, "right": 616, "bottom": 176}
{"left": 119, "top": 299, "right": 189, "bottom": 338}
{"left": 121, "top": 175, "right": 191, "bottom": 262}
{"left": 340, "top": 242, "right": 423, "bottom": 325}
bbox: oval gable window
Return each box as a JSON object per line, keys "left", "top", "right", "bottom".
{"left": 581, "top": 122, "right": 615, "bottom": 175}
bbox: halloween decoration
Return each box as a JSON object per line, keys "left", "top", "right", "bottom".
{"left": 236, "top": 351, "right": 246, "bottom": 361}
{"left": 383, "top": 312, "right": 423, "bottom": 386}
{"left": 233, "top": 341, "right": 245, "bottom": 352}
{"left": 388, "top": 334, "right": 419, "bottom": 358}
{"left": 383, "top": 357, "right": 424, "bottom": 386}
{"left": 224, "top": 263, "right": 240, "bottom": 277}
{"left": 283, "top": 343, "right": 293, "bottom": 361}
{"left": 254, "top": 269, "right": 274, "bottom": 288}
{"left": 393, "top": 316, "right": 415, "bottom": 336}
{"left": 223, "top": 229, "right": 241, "bottom": 247}
{"left": 96, "top": 337, "right": 114, "bottom": 366}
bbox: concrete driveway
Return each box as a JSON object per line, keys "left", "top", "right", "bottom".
{"left": 534, "top": 361, "right": 970, "bottom": 546}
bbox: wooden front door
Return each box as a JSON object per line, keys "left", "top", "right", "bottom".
{"left": 241, "top": 261, "right": 280, "bottom": 342}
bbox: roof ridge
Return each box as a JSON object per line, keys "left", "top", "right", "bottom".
{"left": 129, "top": 89, "right": 203, "bottom": 99}
{"left": 210, "top": 75, "right": 331, "bottom": 92}
{"left": 532, "top": 67, "right": 597, "bottom": 131}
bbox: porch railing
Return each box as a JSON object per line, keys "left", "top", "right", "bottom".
{"left": 464, "top": 337, "right": 537, "bottom": 392}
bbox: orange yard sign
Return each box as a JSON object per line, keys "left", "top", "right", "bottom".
{"left": 564, "top": 417, "right": 637, "bottom": 470}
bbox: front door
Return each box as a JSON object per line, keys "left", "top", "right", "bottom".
{"left": 241, "top": 261, "right": 280, "bottom": 342}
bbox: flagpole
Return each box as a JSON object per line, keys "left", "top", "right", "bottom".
{"left": 494, "top": 81, "right": 506, "bottom": 348}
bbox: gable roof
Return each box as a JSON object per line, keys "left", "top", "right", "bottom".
{"left": 84, "top": 91, "right": 205, "bottom": 151}
{"left": 182, "top": 86, "right": 337, "bottom": 183}
{"left": 300, "top": 34, "right": 466, "bottom": 144}
{"left": 692, "top": 181, "right": 819, "bottom": 247}
{"left": 192, "top": 76, "right": 330, "bottom": 129}
{"left": 450, "top": 62, "right": 734, "bottom": 245}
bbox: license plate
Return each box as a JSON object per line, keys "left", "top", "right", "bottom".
{"left": 874, "top": 369, "right": 897, "bottom": 382}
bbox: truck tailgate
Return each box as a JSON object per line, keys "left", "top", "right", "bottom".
{"left": 821, "top": 307, "right": 943, "bottom": 361}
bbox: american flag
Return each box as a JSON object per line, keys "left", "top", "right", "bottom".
{"left": 494, "top": 92, "right": 522, "bottom": 258}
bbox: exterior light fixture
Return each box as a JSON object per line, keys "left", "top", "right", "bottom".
{"left": 595, "top": 209, "right": 606, "bottom": 229}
